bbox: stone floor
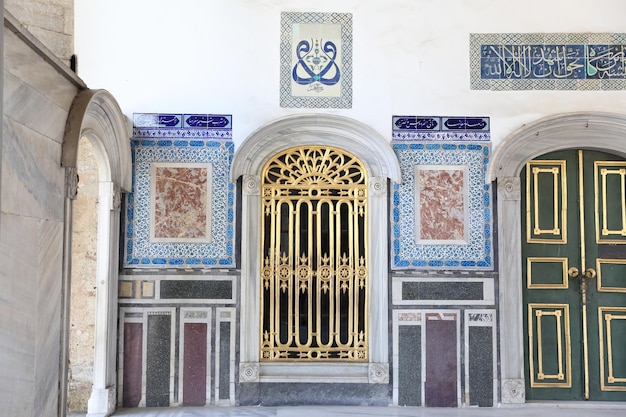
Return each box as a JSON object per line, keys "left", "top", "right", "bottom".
{"left": 68, "top": 403, "right": 626, "bottom": 417}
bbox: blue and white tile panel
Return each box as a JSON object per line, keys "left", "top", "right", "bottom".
{"left": 124, "top": 113, "right": 235, "bottom": 268}
{"left": 391, "top": 137, "right": 493, "bottom": 270}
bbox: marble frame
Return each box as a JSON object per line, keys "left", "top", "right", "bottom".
{"left": 231, "top": 114, "right": 400, "bottom": 384}
{"left": 489, "top": 111, "right": 626, "bottom": 403}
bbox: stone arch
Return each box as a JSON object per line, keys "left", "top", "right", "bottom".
{"left": 231, "top": 114, "right": 400, "bottom": 393}
{"left": 489, "top": 111, "right": 626, "bottom": 404}
{"left": 60, "top": 89, "right": 131, "bottom": 417}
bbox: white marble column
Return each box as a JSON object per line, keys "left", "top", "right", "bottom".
{"left": 497, "top": 177, "right": 525, "bottom": 404}
{"left": 88, "top": 182, "right": 122, "bottom": 417}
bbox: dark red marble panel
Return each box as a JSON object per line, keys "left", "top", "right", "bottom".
{"left": 123, "top": 322, "right": 143, "bottom": 407}
{"left": 425, "top": 314, "right": 457, "bottom": 407}
{"left": 183, "top": 322, "right": 208, "bottom": 406}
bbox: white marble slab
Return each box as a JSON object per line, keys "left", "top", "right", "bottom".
{"left": 66, "top": 403, "right": 626, "bottom": 417}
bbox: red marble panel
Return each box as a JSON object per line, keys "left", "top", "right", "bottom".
{"left": 123, "top": 322, "right": 143, "bottom": 408}
{"left": 425, "top": 313, "right": 457, "bottom": 407}
{"left": 153, "top": 166, "right": 208, "bottom": 240}
{"left": 419, "top": 169, "right": 465, "bottom": 241}
{"left": 183, "top": 323, "right": 208, "bottom": 406}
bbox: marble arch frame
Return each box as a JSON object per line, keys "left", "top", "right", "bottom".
{"left": 61, "top": 89, "right": 131, "bottom": 417}
{"left": 488, "top": 111, "right": 626, "bottom": 404}
{"left": 231, "top": 114, "right": 401, "bottom": 385}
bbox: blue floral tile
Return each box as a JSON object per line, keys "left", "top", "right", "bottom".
{"left": 124, "top": 113, "right": 235, "bottom": 268}
{"left": 391, "top": 116, "right": 493, "bottom": 270}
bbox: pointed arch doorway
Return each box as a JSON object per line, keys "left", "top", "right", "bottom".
{"left": 490, "top": 112, "right": 626, "bottom": 404}
{"left": 231, "top": 114, "right": 400, "bottom": 404}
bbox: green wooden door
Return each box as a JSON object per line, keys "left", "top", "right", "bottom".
{"left": 522, "top": 149, "right": 626, "bottom": 401}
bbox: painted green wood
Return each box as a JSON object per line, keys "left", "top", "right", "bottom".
{"left": 522, "top": 150, "right": 626, "bottom": 401}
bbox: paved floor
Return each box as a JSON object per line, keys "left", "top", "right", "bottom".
{"left": 69, "top": 403, "right": 626, "bottom": 417}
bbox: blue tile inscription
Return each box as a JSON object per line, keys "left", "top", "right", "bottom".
{"left": 481, "top": 44, "right": 626, "bottom": 80}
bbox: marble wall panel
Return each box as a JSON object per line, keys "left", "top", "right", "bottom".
{"left": 34, "top": 220, "right": 63, "bottom": 417}
{"left": 0, "top": 213, "right": 38, "bottom": 417}
{"left": 123, "top": 322, "right": 143, "bottom": 407}
{"left": 2, "top": 116, "right": 64, "bottom": 220}
{"left": 424, "top": 312, "right": 459, "bottom": 407}
{"left": 3, "top": 28, "right": 77, "bottom": 112}
{"left": 182, "top": 323, "right": 208, "bottom": 406}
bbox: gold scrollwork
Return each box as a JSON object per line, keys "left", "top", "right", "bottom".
{"left": 260, "top": 146, "right": 368, "bottom": 362}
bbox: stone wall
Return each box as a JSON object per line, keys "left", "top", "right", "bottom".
{"left": 1, "top": 23, "right": 79, "bottom": 417}
{"left": 67, "top": 137, "right": 98, "bottom": 413}
{"left": 5, "top": 0, "right": 73, "bottom": 65}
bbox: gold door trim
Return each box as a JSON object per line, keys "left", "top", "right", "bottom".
{"left": 260, "top": 146, "right": 368, "bottom": 362}
{"left": 596, "top": 258, "right": 626, "bottom": 293}
{"left": 527, "top": 257, "right": 569, "bottom": 289}
{"left": 599, "top": 307, "right": 626, "bottom": 391}
{"left": 595, "top": 161, "right": 626, "bottom": 244}
{"left": 526, "top": 160, "right": 567, "bottom": 244}
{"left": 528, "top": 303, "right": 572, "bottom": 388}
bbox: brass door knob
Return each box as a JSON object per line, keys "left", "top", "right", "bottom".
{"left": 568, "top": 267, "right": 580, "bottom": 278}
{"left": 584, "top": 267, "right": 596, "bottom": 279}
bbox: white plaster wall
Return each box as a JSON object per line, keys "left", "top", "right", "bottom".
{"left": 75, "top": 0, "right": 626, "bottom": 149}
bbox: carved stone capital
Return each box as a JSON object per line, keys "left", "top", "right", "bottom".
{"left": 65, "top": 167, "right": 79, "bottom": 200}
{"left": 369, "top": 177, "right": 387, "bottom": 197}
{"left": 501, "top": 378, "right": 525, "bottom": 403}
{"left": 368, "top": 362, "right": 389, "bottom": 384}
{"left": 239, "top": 362, "right": 259, "bottom": 382}
{"left": 499, "top": 177, "right": 521, "bottom": 201}
{"left": 112, "top": 187, "right": 122, "bottom": 211}
{"left": 243, "top": 175, "right": 261, "bottom": 196}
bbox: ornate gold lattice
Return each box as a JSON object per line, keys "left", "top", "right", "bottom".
{"left": 260, "top": 146, "right": 368, "bottom": 361}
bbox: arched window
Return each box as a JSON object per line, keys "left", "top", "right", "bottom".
{"left": 260, "top": 146, "right": 368, "bottom": 361}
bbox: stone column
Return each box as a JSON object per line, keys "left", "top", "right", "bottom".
{"left": 497, "top": 177, "right": 525, "bottom": 404}
{"left": 87, "top": 182, "right": 121, "bottom": 417}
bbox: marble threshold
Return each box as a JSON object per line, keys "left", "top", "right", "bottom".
{"left": 68, "top": 403, "right": 626, "bottom": 417}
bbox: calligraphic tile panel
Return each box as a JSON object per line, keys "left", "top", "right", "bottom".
{"left": 391, "top": 128, "right": 493, "bottom": 270}
{"left": 280, "top": 12, "right": 352, "bottom": 108}
{"left": 392, "top": 116, "right": 490, "bottom": 141}
{"left": 124, "top": 113, "right": 235, "bottom": 268}
{"left": 471, "top": 33, "right": 626, "bottom": 90}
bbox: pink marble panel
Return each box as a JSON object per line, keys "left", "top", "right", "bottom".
{"left": 419, "top": 168, "right": 465, "bottom": 241}
{"left": 153, "top": 165, "right": 209, "bottom": 240}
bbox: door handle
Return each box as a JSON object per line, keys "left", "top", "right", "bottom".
{"left": 584, "top": 267, "right": 596, "bottom": 279}
{"left": 568, "top": 267, "right": 580, "bottom": 278}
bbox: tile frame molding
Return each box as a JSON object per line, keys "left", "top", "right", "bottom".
{"left": 231, "top": 114, "right": 400, "bottom": 383}
{"left": 489, "top": 111, "right": 626, "bottom": 404}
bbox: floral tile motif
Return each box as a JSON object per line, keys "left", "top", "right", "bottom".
{"left": 392, "top": 123, "right": 493, "bottom": 270}
{"left": 471, "top": 33, "right": 626, "bottom": 90}
{"left": 124, "top": 113, "right": 235, "bottom": 268}
{"left": 280, "top": 12, "right": 352, "bottom": 108}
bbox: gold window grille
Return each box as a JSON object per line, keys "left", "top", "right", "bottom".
{"left": 260, "top": 146, "right": 368, "bottom": 361}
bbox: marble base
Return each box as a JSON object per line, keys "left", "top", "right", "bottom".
{"left": 238, "top": 383, "right": 390, "bottom": 406}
